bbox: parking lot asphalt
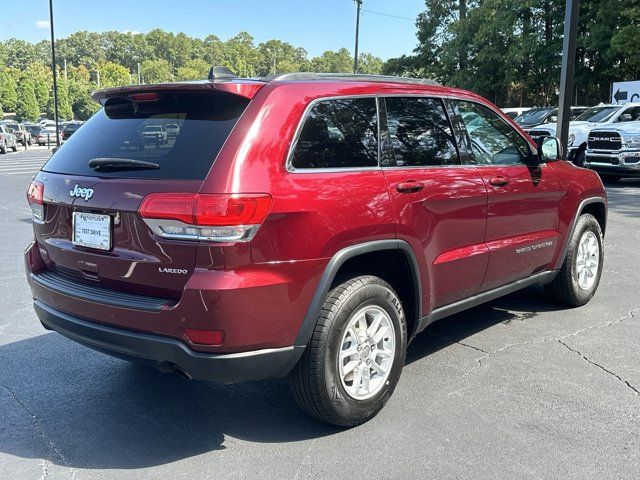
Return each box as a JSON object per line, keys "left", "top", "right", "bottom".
{"left": 0, "top": 148, "right": 638, "bottom": 479}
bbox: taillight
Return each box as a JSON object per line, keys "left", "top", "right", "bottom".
{"left": 27, "top": 180, "right": 44, "bottom": 221}
{"left": 138, "top": 193, "right": 272, "bottom": 242}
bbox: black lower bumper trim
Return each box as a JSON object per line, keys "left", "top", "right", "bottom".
{"left": 34, "top": 300, "right": 304, "bottom": 383}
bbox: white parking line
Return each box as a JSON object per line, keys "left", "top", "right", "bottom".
{"left": 6, "top": 171, "right": 40, "bottom": 175}
{"left": 0, "top": 160, "right": 47, "bottom": 166}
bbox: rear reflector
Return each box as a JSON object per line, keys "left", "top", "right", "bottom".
{"left": 184, "top": 328, "right": 224, "bottom": 346}
{"left": 139, "top": 193, "right": 272, "bottom": 242}
{"left": 27, "top": 180, "right": 44, "bottom": 221}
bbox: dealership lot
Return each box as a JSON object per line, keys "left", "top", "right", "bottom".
{"left": 0, "top": 149, "right": 638, "bottom": 479}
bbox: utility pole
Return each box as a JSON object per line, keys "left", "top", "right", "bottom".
{"left": 137, "top": 62, "right": 141, "bottom": 85}
{"left": 353, "top": 0, "right": 362, "bottom": 73}
{"left": 48, "top": 0, "right": 60, "bottom": 146}
{"left": 63, "top": 58, "right": 67, "bottom": 81}
{"left": 557, "top": 0, "right": 580, "bottom": 157}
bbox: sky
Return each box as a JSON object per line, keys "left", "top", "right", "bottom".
{"left": 0, "top": 0, "right": 425, "bottom": 60}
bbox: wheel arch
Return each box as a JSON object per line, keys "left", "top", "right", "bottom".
{"left": 294, "top": 240, "right": 422, "bottom": 348}
{"left": 554, "top": 196, "right": 607, "bottom": 270}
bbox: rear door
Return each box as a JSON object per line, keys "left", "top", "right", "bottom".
{"left": 454, "top": 100, "right": 562, "bottom": 291}
{"left": 380, "top": 96, "right": 489, "bottom": 310}
{"left": 35, "top": 90, "right": 249, "bottom": 299}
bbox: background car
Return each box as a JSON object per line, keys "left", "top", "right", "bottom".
{"left": 61, "top": 122, "right": 83, "bottom": 143}
{"left": 501, "top": 107, "right": 531, "bottom": 119}
{"left": 0, "top": 125, "right": 19, "bottom": 153}
{"left": 140, "top": 124, "right": 168, "bottom": 144}
{"left": 25, "top": 125, "right": 42, "bottom": 143}
{"left": 165, "top": 123, "right": 180, "bottom": 138}
{"left": 37, "top": 126, "right": 60, "bottom": 146}
{"left": 525, "top": 103, "right": 640, "bottom": 166}
{"left": 5, "top": 123, "right": 32, "bottom": 146}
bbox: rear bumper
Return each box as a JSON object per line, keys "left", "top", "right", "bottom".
{"left": 35, "top": 300, "right": 304, "bottom": 383}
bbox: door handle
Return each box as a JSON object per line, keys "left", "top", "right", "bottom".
{"left": 396, "top": 181, "right": 424, "bottom": 193}
{"left": 489, "top": 176, "right": 509, "bottom": 187}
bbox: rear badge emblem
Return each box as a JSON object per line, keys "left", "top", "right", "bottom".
{"left": 69, "top": 184, "right": 94, "bottom": 201}
{"left": 158, "top": 267, "right": 188, "bottom": 275}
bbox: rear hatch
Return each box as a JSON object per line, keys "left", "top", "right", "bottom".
{"left": 32, "top": 88, "right": 251, "bottom": 300}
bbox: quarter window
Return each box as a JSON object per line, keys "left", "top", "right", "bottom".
{"left": 383, "top": 97, "right": 459, "bottom": 167}
{"left": 290, "top": 97, "right": 378, "bottom": 169}
{"left": 456, "top": 101, "right": 531, "bottom": 166}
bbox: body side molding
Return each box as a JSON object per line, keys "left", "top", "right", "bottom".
{"left": 413, "top": 270, "right": 557, "bottom": 335}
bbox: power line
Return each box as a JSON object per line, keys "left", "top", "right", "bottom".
{"left": 362, "top": 8, "right": 414, "bottom": 22}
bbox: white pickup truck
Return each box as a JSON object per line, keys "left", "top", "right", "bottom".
{"left": 585, "top": 121, "right": 640, "bottom": 180}
{"left": 525, "top": 103, "right": 640, "bottom": 166}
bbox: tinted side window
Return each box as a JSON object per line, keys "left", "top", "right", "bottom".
{"left": 456, "top": 101, "right": 531, "bottom": 166}
{"left": 291, "top": 97, "right": 378, "bottom": 169}
{"left": 383, "top": 97, "right": 459, "bottom": 167}
{"left": 617, "top": 107, "right": 640, "bottom": 122}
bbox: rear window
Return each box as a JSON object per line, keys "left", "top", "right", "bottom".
{"left": 43, "top": 92, "right": 248, "bottom": 180}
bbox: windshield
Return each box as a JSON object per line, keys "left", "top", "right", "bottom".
{"left": 43, "top": 92, "right": 248, "bottom": 180}
{"left": 573, "top": 106, "right": 620, "bottom": 122}
{"left": 515, "top": 108, "right": 554, "bottom": 125}
{"left": 7, "top": 124, "right": 19, "bottom": 130}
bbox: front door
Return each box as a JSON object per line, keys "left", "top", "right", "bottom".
{"left": 380, "top": 96, "right": 489, "bottom": 311}
{"left": 454, "top": 100, "right": 563, "bottom": 291}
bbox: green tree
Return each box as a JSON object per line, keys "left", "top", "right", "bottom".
{"left": 357, "top": 53, "right": 384, "bottom": 74}
{"left": 176, "top": 59, "right": 210, "bottom": 81}
{"left": 68, "top": 65, "right": 99, "bottom": 120}
{"left": 257, "top": 40, "right": 308, "bottom": 76}
{"left": 15, "top": 75, "right": 40, "bottom": 122}
{"left": 310, "top": 48, "right": 353, "bottom": 73}
{"left": 0, "top": 68, "right": 19, "bottom": 112}
{"left": 25, "top": 62, "right": 51, "bottom": 111}
{"left": 47, "top": 74, "right": 73, "bottom": 120}
{"left": 140, "top": 59, "right": 174, "bottom": 83}
{"left": 97, "top": 61, "right": 131, "bottom": 87}
{"left": 2, "top": 39, "right": 40, "bottom": 69}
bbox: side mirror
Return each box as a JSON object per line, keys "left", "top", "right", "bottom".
{"left": 618, "top": 113, "right": 633, "bottom": 122}
{"left": 7, "top": 128, "right": 13, "bottom": 134}
{"left": 548, "top": 115, "right": 558, "bottom": 123}
{"left": 537, "top": 136, "right": 562, "bottom": 163}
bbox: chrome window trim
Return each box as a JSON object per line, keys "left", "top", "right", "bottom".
{"left": 379, "top": 95, "right": 463, "bottom": 169}
{"left": 285, "top": 94, "right": 381, "bottom": 174}
{"left": 444, "top": 95, "right": 537, "bottom": 168}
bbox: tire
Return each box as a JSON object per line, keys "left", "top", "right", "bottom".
{"left": 290, "top": 275, "right": 407, "bottom": 427}
{"left": 573, "top": 149, "right": 585, "bottom": 167}
{"left": 0, "top": 142, "right": 6, "bottom": 154}
{"left": 11, "top": 142, "right": 17, "bottom": 152}
{"left": 600, "top": 174, "right": 621, "bottom": 183}
{"left": 545, "top": 213, "right": 603, "bottom": 307}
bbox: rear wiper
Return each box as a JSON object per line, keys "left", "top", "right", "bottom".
{"left": 88, "top": 158, "right": 160, "bottom": 171}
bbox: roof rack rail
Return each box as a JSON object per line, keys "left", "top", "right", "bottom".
{"left": 208, "top": 66, "right": 238, "bottom": 81}
{"left": 267, "top": 72, "right": 440, "bottom": 86}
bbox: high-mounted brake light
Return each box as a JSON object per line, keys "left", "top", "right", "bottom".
{"left": 138, "top": 193, "right": 272, "bottom": 242}
{"left": 27, "top": 180, "right": 44, "bottom": 221}
{"left": 128, "top": 92, "right": 158, "bottom": 102}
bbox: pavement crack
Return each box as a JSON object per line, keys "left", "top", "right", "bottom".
{"left": 427, "top": 332, "right": 490, "bottom": 354}
{"left": 2, "top": 384, "right": 75, "bottom": 477}
{"left": 556, "top": 339, "right": 640, "bottom": 397}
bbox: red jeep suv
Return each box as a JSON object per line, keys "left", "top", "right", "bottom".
{"left": 25, "top": 68, "right": 607, "bottom": 426}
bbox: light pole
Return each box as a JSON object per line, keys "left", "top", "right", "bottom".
{"left": 48, "top": 0, "right": 60, "bottom": 146}
{"left": 557, "top": 0, "right": 580, "bottom": 156}
{"left": 353, "top": 0, "right": 363, "bottom": 73}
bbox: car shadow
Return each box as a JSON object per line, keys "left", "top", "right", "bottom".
{"left": 0, "top": 286, "right": 564, "bottom": 470}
